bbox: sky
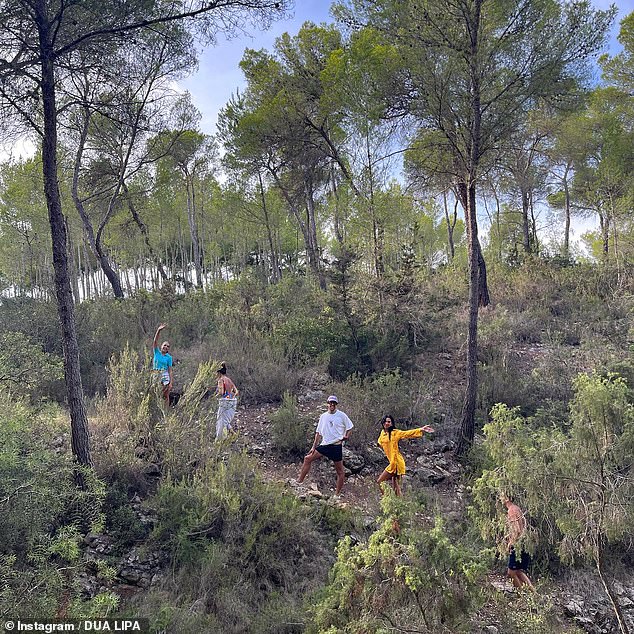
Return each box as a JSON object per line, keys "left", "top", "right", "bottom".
{"left": 180, "top": 0, "right": 332, "bottom": 135}
{"left": 182, "top": 0, "right": 634, "bottom": 137}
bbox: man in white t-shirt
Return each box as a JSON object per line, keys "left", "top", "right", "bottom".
{"left": 297, "top": 395, "right": 354, "bottom": 496}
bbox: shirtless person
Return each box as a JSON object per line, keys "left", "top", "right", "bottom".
{"left": 501, "top": 494, "right": 534, "bottom": 589}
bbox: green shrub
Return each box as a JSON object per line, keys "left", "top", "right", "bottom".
{"left": 133, "top": 451, "right": 330, "bottom": 633}
{"left": 272, "top": 392, "right": 313, "bottom": 456}
{"left": 310, "top": 494, "right": 490, "bottom": 634}
{"left": 0, "top": 398, "right": 106, "bottom": 618}
{"left": 103, "top": 483, "right": 148, "bottom": 553}
{"left": 207, "top": 328, "right": 299, "bottom": 403}
{"left": 0, "top": 331, "right": 63, "bottom": 401}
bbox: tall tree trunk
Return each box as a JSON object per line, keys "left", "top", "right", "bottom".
{"left": 184, "top": 171, "right": 203, "bottom": 288}
{"left": 529, "top": 190, "right": 539, "bottom": 254}
{"left": 521, "top": 186, "right": 531, "bottom": 253}
{"left": 599, "top": 212, "right": 609, "bottom": 259}
{"left": 442, "top": 190, "right": 457, "bottom": 260}
{"left": 36, "top": 3, "right": 92, "bottom": 474}
{"left": 563, "top": 163, "right": 571, "bottom": 259}
{"left": 456, "top": 0, "right": 488, "bottom": 456}
{"left": 71, "top": 106, "right": 124, "bottom": 298}
{"left": 456, "top": 178, "right": 482, "bottom": 456}
{"left": 270, "top": 169, "right": 324, "bottom": 288}
{"left": 122, "top": 182, "right": 168, "bottom": 282}
{"left": 258, "top": 172, "right": 281, "bottom": 283}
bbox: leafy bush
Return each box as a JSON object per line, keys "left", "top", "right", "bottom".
{"left": 310, "top": 494, "right": 490, "bottom": 634}
{"left": 133, "top": 451, "right": 330, "bottom": 633}
{"left": 0, "top": 398, "right": 106, "bottom": 618}
{"left": 271, "top": 391, "right": 313, "bottom": 456}
{"left": 0, "top": 331, "right": 63, "bottom": 401}
{"left": 207, "top": 328, "right": 299, "bottom": 403}
{"left": 103, "top": 483, "right": 148, "bottom": 553}
{"left": 472, "top": 586, "right": 576, "bottom": 634}
{"left": 472, "top": 371, "right": 634, "bottom": 631}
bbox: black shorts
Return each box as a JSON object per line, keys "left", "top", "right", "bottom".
{"left": 508, "top": 547, "right": 530, "bottom": 571}
{"left": 316, "top": 443, "right": 343, "bottom": 462}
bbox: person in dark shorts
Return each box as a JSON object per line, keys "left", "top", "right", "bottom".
{"left": 501, "top": 494, "right": 534, "bottom": 589}
{"left": 296, "top": 395, "right": 353, "bottom": 497}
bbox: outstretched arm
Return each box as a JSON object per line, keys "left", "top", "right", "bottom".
{"left": 396, "top": 426, "right": 435, "bottom": 440}
{"left": 153, "top": 323, "right": 166, "bottom": 349}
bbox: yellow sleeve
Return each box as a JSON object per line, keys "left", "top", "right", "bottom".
{"left": 395, "top": 428, "right": 424, "bottom": 441}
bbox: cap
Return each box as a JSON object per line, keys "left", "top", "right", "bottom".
{"left": 327, "top": 395, "right": 339, "bottom": 403}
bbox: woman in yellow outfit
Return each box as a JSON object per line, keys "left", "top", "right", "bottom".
{"left": 377, "top": 415, "right": 434, "bottom": 496}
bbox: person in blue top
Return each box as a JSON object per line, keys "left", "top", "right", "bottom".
{"left": 152, "top": 323, "right": 173, "bottom": 407}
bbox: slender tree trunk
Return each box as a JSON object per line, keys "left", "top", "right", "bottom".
{"left": 596, "top": 555, "right": 630, "bottom": 634}
{"left": 442, "top": 190, "right": 456, "bottom": 260}
{"left": 457, "top": 178, "right": 481, "bottom": 456}
{"left": 529, "top": 190, "right": 539, "bottom": 254}
{"left": 36, "top": 3, "right": 92, "bottom": 473}
{"left": 122, "top": 182, "right": 168, "bottom": 282}
{"left": 70, "top": 105, "right": 124, "bottom": 298}
{"left": 183, "top": 170, "right": 203, "bottom": 288}
{"left": 258, "top": 172, "right": 281, "bottom": 283}
{"left": 599, "top": 212, "right": 609, "bottom": 259}
{"left": 457, "top": 0, "right": 488, "bottom": 456}
{"left": 563, "top": 163, "right": 571, "bottom": 259}
{"left": 521, "top": 187, "right": 531, "bottom": 253}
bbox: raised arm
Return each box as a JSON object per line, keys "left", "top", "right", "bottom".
{"left": 153, "top": 323, "right": 167, "bottom": 350}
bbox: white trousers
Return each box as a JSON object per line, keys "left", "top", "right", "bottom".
{"left": 216, "top": 397, "right": 238, "bottom": 440}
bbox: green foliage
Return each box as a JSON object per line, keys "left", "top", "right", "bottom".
{"left": 310, "top": 493, "right": 490, "bottom": 633}
{"left": 271, "top": 391, "right": 312, "bottom": 456}
{"left": 68, "top": 592, "right": 120, "bottom": 619}
{"left": 0, "top": 398, "right": 107, "bottom": 618}
{"left": 474, "top": 588, "right": 577, "bottom": 634}
{"left": 0, "top": 331, "right": 63, "bottom": 401}
{"left": 135, "top": 451, "right": 329, "bottom": 633}
{"left": 103, "top": 483, "right": 148, "bottom": 553}
{"left": 472, "top": 371, "right": 634, "bottom": 629}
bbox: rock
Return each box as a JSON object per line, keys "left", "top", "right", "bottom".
{"left": 342, "top": 447, "right": 365, "bottom": 474}
{"left": 564, "top": 599, "right": 585, "bottom": 618}
{"left": 299, "top": 389, "right": 325, "bottom": 403}
{"left": 414, "top": 462, "right": 446, "bottom": 484}
{"left": 484, "top": 626, "right": 499, "bottom": 634}
{"left": 118, "top": 567, "right": 142, "bottom": 584}
{"left": 490, "top": 579, "right": 513, "bottom": 594}
{"left": 614, "top": 581, "right": 627, "bottom": 597}
{"left": 573, "top": 616, "right": 595, "bottom": 629}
